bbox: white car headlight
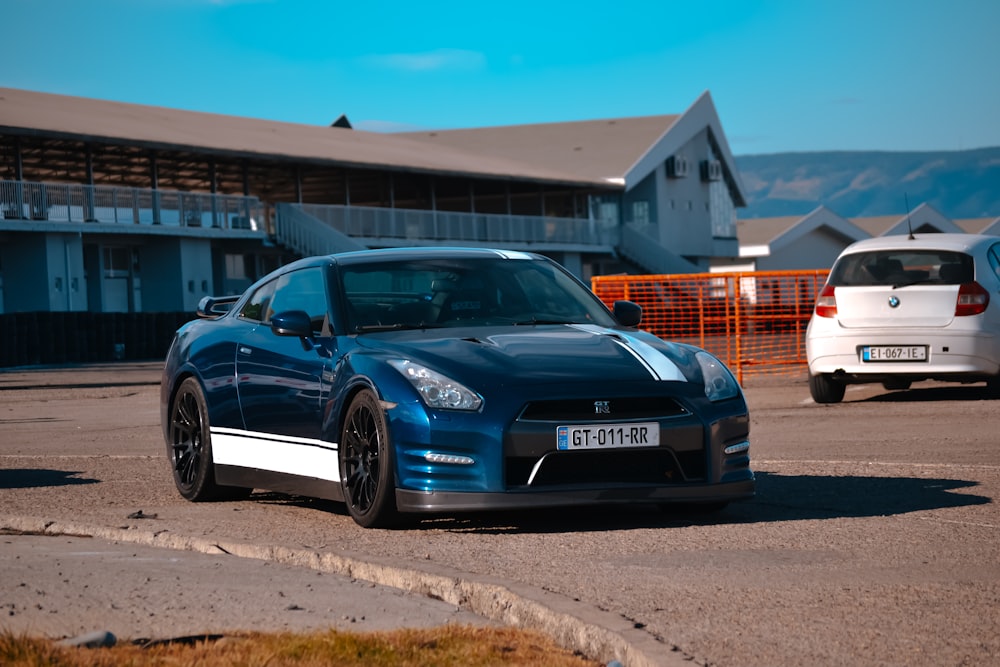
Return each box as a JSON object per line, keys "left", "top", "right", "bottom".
{"left": 388, "top": 360, "right": 482, "bottom": 410}
{"left": 696, "top": 351, "right": 740, "bottom": 402}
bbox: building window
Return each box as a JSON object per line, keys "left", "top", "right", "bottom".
{"left": 226, "top": 253, "right": 255, "bottom": 280}
{"left": 631, "top": 200, "right": 650, "bottom": 225}
{"left": 592, "top": 196, "right": 620, "bottom": 225}
{"left": 709, "top": 180, "right": 737, "bottom": 238}
{"left": 102, "top": 247, "right": 131, "bottom": 278}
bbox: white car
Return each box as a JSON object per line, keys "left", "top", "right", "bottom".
{"left": 806, "top": 233, "right": 1000, "bottom": 403}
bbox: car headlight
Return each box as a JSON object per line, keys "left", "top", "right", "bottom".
{"left": 387, "top": 360, "right": 482, "bottom": 410}
{"left": 696, "top": 351, "right": 740, "bottom": 402}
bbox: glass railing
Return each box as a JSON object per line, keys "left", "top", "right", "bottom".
{"left": 292, "top": 203, "right": 619, "bottom": 249}
{"left": 1, "top": 179, "right": 621, "bottom": 253}
{"left": 0, "top": 180, "right": 264, "bottom": 231}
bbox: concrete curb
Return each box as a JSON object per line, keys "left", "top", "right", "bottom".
{"left": 1, "top": 513, "right": 692, "bottom": 667}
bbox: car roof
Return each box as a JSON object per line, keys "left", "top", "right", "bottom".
{"left": 840, "top": 233, "right": 999, "bottom": 255}
{"left": 328, "top": 247, "right": 544, "bottom": 266}
{"left": 235, "top": 247, "right": 548, "bottom": 301}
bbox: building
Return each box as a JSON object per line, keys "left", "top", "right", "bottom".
{"left": 398, "top": 90, "right": 746, "bottom": 275}
{"left": 734, "top": 203, "right": 1000, "bottom": 271}
{"left": 0, "top": 87, "right": 746, "bottom": 315}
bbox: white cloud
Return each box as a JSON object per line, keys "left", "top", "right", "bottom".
{"left": 362, "top": 48, "right": 486, "bottom": 73}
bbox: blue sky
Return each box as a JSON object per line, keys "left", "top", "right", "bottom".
{"left": 4, "top": 0, "right": 998, "bottom": 155}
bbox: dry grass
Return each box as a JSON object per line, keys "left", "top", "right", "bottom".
{"left": 1, "top": 625, "right": 602, "bottom": 666}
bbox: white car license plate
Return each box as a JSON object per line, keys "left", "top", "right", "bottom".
{"left": 861, "top": 345, "right": 927, "bottom": 362}
{"left": 556, "top": 423, "right": 659, "bottom": 450}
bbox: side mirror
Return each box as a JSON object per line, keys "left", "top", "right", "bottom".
{"left": 613, "top": 300, "right": 642, "bottom": 327}
{"left": 270, "top": 310, "right": 314, "bottom": 338}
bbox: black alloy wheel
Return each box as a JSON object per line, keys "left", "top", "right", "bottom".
{"left": 340, "top": 389, "right": 399, "bottom": 528}
{"left": 168, "top": 377, "right": 249, "bottom": 501}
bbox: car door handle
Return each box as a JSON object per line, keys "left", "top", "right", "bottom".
{"left": 238, "top": 346, "right": 252, "bottom": 355}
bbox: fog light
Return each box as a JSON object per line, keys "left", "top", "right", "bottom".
{"left": 424, "top": 452, "right": 475, "bottom": 465}
{"left": 724, "top": 440, "right": 750, "bottom": 455}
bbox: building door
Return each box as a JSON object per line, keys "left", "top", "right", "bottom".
{"left": 101, "top": 246, "right": 140, "bottom": 312}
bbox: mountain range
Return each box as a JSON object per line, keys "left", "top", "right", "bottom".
{"left": 734, "top": 147, "right": 1000, "bottom": 220}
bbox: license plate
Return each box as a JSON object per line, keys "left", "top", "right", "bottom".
{"left": 861, "top": 345, "right": 927, "bottom": 362}
{"left": 557, "top": 422, "right": 659, "bottom": 450}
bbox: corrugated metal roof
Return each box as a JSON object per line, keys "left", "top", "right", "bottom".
{"left": 850, "top": 215, "right": 905, "bottom": 236}
{"left": 398, "top": 115, "right": 680, "bottom": 184}
{"left": 737, "top": 216, "right": 803, "bottom": 245}
{"left": 954, "top": 217, "right": 995, "bottom": 234}
{"left": 0, "top": 87, "right": 609, "bottom": 187}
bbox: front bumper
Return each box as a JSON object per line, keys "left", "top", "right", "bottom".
{"left": 395, "top": 476, "right": 755, "bottom": 513}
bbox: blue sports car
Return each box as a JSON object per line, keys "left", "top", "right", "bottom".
{"left": 160, "top": 247, "right": 754, "bottom": 527}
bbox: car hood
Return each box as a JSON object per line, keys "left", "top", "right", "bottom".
{"left": 354, "top": 323, "right": 703, "bottom": 386}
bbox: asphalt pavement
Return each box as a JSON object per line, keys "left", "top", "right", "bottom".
{"left": 2, "top": 530, "right": 491, "bottom": 642}
{"left": 0, "top": 362, "right": 672, "bottom": 666}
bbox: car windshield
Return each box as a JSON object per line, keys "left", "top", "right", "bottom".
{"left": 828, "top": 249, "right": 974, "bottom": 287}
{"left": 339, "top": 257, "right": 618, "bottom": 332}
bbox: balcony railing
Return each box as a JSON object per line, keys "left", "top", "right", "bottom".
{"left": 292, "top": 203, "right": 619, "bottom": 250}
{"left": 2, "top": 180, "right": 621, "bottom": 257}
{"left": 0, "top": 180, "right": 264, "bottom": 231}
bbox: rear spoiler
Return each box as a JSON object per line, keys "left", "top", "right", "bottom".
{"left": 197, "top": 295, "right": 241, "bottom": 319}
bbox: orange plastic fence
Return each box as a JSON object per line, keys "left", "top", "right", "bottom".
{"left": 591, "top": 270, "right": 830, "bottom": 383}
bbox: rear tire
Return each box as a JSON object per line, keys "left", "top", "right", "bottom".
{"left": 167, "top": 377, "right": 251, "bottom": 502}
{"left": 809, "top": 373, "right": 846, "bottom": 404}
{"left": 986, "top": 376, "right": 1000, "bottom": 398}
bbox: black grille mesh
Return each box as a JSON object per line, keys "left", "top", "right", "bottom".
{"left": 518, "top": 396, "right": 687, "bottom": 422}
{"left": 506, "top": 448, "right": 706, "bottom": 487}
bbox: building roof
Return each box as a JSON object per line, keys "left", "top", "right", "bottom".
{"left": 954, "top": 217, "right": 996, "bottom": 234}
{"left": 398, "top": 114, "right": 680, "bottom": 184}
{"left": 399, "top": 91, "right": 748, "bottom": 207}
{"left": 0, "top": 87, "right": 607, "bottom": 187}
{"left": 849, "top": 215, "right": 903, "bottom": 237}
{"left": 737, "top": 216, "right": 804, "bottom": 246}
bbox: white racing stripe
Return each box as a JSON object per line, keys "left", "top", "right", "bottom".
{"left": 211, "top": 427, "right": 340, "bottom": 481}
{"left": 569, "top": 324, "right": 686, "bottom": 381}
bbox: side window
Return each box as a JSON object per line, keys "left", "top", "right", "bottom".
{"left": 988, "top": 244, "right": 1000, "bottom": 284}
{"left": 265, "top": 267, "right": 329, "bottom": 335}
{"left": 239, "top": 280, "right": 275, "bottom": 322}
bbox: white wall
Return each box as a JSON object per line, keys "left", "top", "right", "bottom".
{"left": 757, "top": 227, "right": 852, "bottom": 271}
{"left": 654, "top": 130, "right": 717, "bottom": 258}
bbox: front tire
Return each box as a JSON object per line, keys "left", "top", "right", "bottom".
{"left": 809, "top": 373, "right": 846, "bottom": 404}
{"left": 167, "top": 377, "right": 250, "bottom": 501}
{"left": 340, "top": 389, "right": 399, "bottom": 528}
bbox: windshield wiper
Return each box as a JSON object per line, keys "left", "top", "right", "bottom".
{"left": 355, "top": 322, "right": 443, "bottom": 332}
{"left": 510, "top": 317, "right": 578, "bottom": 326}
{"left": 892, "top": 278, "right": 938, "bottom": 289}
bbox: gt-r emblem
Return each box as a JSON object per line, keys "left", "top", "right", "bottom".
{"left": 888, "top": 295, "right": 900, "bottom": 308}
{"left": 594, "top": 400, "right": 611, "bottom": 414}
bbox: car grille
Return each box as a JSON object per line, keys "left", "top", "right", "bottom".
{"left": 505, "top": 396, "right": 703, "bottom": 489}
{"left": 517, "top": 396, "right": 688, "bottom": 421}
{"left": 505, "top": 449, "right": 706, "bottom": 487}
